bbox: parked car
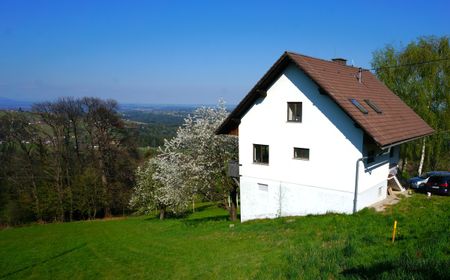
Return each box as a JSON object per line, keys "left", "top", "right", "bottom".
{"left": 408, "top": 171, "right": 443, "bottom": 190}
{"left": 425, "top": 172, "right": 450, "bottom": 196}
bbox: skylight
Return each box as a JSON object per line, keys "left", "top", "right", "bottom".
{"left": 349, "top": 99, "right": 368, "bottom": 114}
{"left": 364, "top": 99, "right": 383, "bottom": 114}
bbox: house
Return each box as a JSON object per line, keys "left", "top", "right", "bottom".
{"left": 217, "top": 51, "right": 434, "bottom": 222}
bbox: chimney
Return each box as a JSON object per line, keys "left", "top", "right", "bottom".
{"left": 331, "top": 58, "right": 347, "bottom": 65}
{"left": 357, "top": 67, "right": 362, "bottom": 83}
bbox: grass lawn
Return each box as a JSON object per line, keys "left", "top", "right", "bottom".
{"left": 0, "top": 194, "right": 449, "bottom": 279}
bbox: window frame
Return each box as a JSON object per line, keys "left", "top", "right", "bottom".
{"left": 364, "top": 99, "right": 383, "bottom": 114}
{"left": 349, "top": 98, "right": 368, "bottom": 114}
{"left": 287, "top": 102, "right": 302, "bottom": 122}
{"left": 253, "top": 144, "right": 269, "bottom": 165}
{"left": 293, "top": 147, "right": 310, "bottom": 161}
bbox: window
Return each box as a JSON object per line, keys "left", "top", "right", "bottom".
{"left": 253, "top": 144, "right": 269, "bottom": 164}
{"left": 294, "top": 147, "right": 310, "bottom": 160}
{"left": 364, "top": 99, "right": 382, "bottom": 114}
{"left": 349, "top": 99, "right": 368, "bottom": 114}
{"left": 258, "top": 183, "right": 268, "bottom": 191}
{"left": 287, "top": 102, "right": 302, "bottom": 122}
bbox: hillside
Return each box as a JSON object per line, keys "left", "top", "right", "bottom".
{"left": 0, "top": 194, "right": 448, "bottom": 279}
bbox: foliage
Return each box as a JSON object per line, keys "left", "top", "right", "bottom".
{"left": 130, "top": 159, "right": 187, "bottom": 215}
{"left": 130, "top": 101, "right": 238, "bottom": 219}
{"left": 0, "top": 97, "right": 138, "bottom": 225}
{"left": 0, "top": 194, "right": 449, "bottom": 279}
{"left": 121, "top": 108, "right": 192, "bottom": 148}
{"left": 372, "top": 36, "right": 450, "bottom": 174}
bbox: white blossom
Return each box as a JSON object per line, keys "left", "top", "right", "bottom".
{"left": 130, "top": 100, "right": 238, "bottom": 216}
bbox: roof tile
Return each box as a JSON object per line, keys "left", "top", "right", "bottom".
{"left": 217, "top": 52, "right": 434, "bottom": 147}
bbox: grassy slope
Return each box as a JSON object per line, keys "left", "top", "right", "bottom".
{"left": 0, "top": 194, "right": 449, "bottom": 280}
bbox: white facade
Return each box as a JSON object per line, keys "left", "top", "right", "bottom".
{"left": 238, "top": 65, "right": 398, "bottom": 222}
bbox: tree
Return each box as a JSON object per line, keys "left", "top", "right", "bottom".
{"left": 131, "top": 101, "right": 238, "bottom": 220}
{"left": 130, "top": 158, "right": 188, "bottom": 219}
{"left": 372, "top": 36, "right": 450, "bottom": 175}
{"left": 81, "top": 97, "right": 137, "bottom": 217}
{"left": 1, "top": 97, "right": 138, "bottom": 225}
{"left": 0, "top": 112, "right": 47, "bottom": 223}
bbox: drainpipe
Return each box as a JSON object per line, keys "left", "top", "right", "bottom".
{"left": 353, "top": 148, "right": 391, "bottom": 214}
{"left": 353, "top": 156, "right": 367, "bottom": 213}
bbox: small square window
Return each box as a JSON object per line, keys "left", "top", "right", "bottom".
{"left": 253, "top": 144, "right": 269, "bottom": 164}
{"left": 294, "top": 148, "right": 309, "bottom": 160}
{"left": 258, "top": 183, "right": 268, "bottom": 191}
{"left": 287, "top": 102, "right": 302, "bottom": 122}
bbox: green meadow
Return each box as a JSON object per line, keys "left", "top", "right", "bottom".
{"left": 0, "top": 194, "right": 448, "bottom": 279}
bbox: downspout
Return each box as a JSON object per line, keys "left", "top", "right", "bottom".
{"left": 353, "top": 156, "right": 367, "bottom": 214}
{"left": 353, "top": 148, "right": 391, "bottom": 214}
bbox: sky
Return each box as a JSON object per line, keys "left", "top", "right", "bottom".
{"left": 0, "top": 0, "right": 449, "bottom": 105}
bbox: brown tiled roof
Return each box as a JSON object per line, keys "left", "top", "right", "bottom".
{"left": 217, "top": 51, "right": 434, "bottom": 148}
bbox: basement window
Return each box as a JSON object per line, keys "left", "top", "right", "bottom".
{"left": 253, "top": 144, "right": 269, "bottom": 164}
{"left": 287, "top": 102, "right": 302, "bottom": 122}
{"left": 258, "top": 183, "right": 268, "bottom": 192}
{"left": 294, "top": 148, "right": 310, "bottom": 160}
{"left": 364, "top": 99, "right": 383, "bottom": 114}
{"left": 349, "top": 99, "right": 368, "bottom": 114}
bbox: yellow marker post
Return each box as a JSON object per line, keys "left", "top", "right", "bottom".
{"left": 392, "top": 220, "right": 398, "bottom": 243}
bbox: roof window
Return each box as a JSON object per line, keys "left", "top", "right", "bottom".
{"left": 364, "top": 99, "right": 382, "bottom": 114}
{"left": 349, "top": 99, "right": 368, "bottom": 114}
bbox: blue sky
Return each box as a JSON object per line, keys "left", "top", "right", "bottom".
{"left": 0, "top": 0, "right": 449, "bottom": 105}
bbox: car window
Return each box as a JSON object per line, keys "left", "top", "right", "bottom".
{"left": 428, "top": 176, "right": 445, "bottom": 184}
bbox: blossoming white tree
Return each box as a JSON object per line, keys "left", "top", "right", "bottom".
{"left": 130, "top": 101, "right": 238, "bottom": 220}
{"left": 130, "top": 158, "right": 188, "bottom": 219}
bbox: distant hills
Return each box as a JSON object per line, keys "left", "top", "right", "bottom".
{"left": 0, "top": 96, "right": 236, "bottom": 112}
{"left": 0, "top": 97, "right": 33, "bottom": 110}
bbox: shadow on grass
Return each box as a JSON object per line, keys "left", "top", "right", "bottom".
{"left": 143, "top": 203, "right": 232, "bottom": 222}
{"left": 183, "top": 214, "right": 231, "bottom": 226}
{"left": 143, "top": 211, "right": 190, "bottom": 221}
{"left": 189, "top": 204, "right": 214, "bottom": 213}
{"left": 0, "top": 243, "right": 87, "bottom": 279}
{"left": 342, "top": 260, "right": 446, "bottom": 279}
{"left": 341, "top": 262, "right": 395, "bottom": 278}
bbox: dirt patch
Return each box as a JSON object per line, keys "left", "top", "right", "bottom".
{"left": 370, "top": 190, "right": 411, "bottom": 212}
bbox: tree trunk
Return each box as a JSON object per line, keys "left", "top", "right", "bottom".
{"left": 98, "top": 156, "right": 111, "bottom": 218}
{"left": 229, "top": 185, "right": 238, "bottom": 221}
{"left": 418, "top": 138, "right": 426, "bottom": 175}
{"left": 55, "top": 161, "right": 65, "bottom": 222}
{"left": 65, "top": 166, "right": 73, "bottom": 222}
{"left": 72, "top": 121, "right": 81, "bottom": 161}
{"left": 159, "top": 207, "right": 166, "bottom": 220}
{"left": 25, "top": 150, "right": 42, "bottom": 222}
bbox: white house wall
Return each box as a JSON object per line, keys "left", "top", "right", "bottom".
{"left": 238, "top": 64, "right": 389, "bottom": 222}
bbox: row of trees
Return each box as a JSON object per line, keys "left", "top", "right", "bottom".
{"left": 372, "top": 36, "right": 449, "bottom": 175}
{"left": 0, "top": 97, "right": 138, "bottom": 225}
{"left": 130, "top": 101, "right": 239, "bottom": 220}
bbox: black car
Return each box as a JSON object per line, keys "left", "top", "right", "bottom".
{"left": 425, "top": 172, "right": 450, "bottom": 196}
